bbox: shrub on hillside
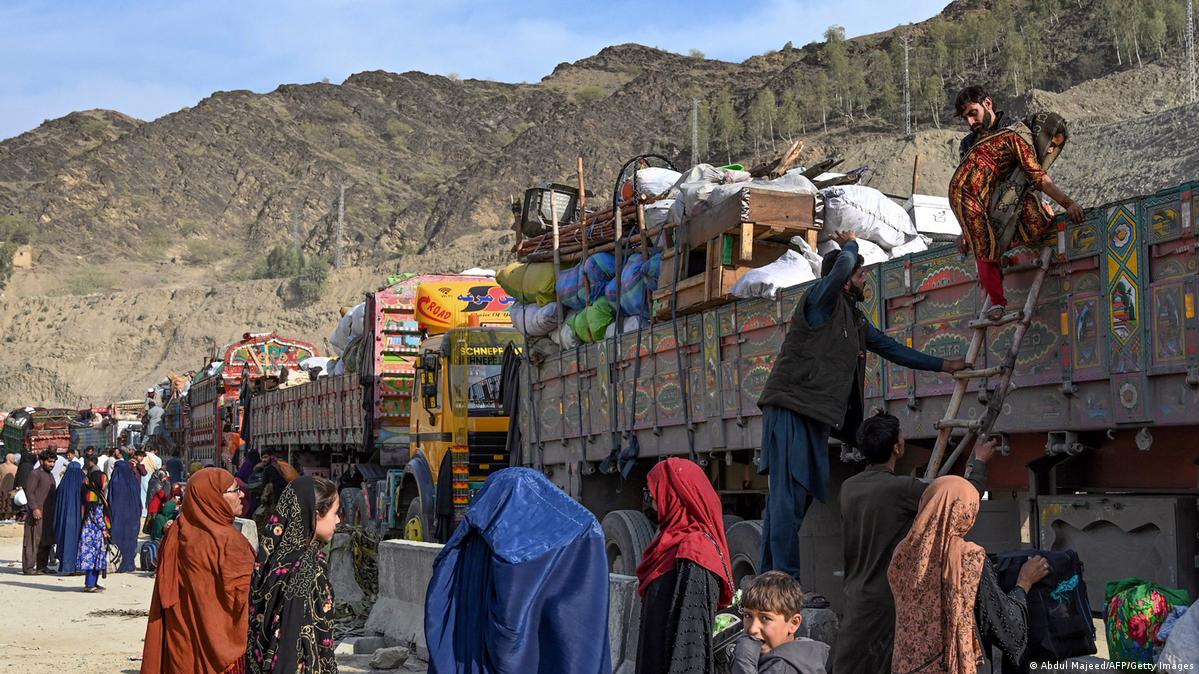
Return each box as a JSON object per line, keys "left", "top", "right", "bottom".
{"left": 183, "top": 239, "right": 234, "bottom": 265}
{"left": 292, "top": 258, "right": 330, "bottom": 305}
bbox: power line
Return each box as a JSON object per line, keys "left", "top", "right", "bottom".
{"left": 691, "top": 98, "right": 700, "bottom": 167}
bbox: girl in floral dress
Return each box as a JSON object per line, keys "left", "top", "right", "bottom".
{"left": 79, "top": 469, "right": 111, "bottom": 592}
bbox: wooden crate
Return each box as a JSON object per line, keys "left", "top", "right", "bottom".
{"left": 653, "top": 237, "right": 790, "bottom": 320}
{"left": 683, "top": 187, "right": 819, "bottom": 253}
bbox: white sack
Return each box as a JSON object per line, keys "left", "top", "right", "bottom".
{"left": 549, "top": 322, "right": 578, "bottom": 350}
{"left": 329, "top": 302, "right": 366, "bottom": 356}
{"left": 817, "top": 239, "right": 841, "bottom": 257}
{"left": 888, "top": 235, "right": 931, "bottom": 259}
{"left": 821, "top": 185, "right": 916, "bottom": 250}
{"left": 644, "top": 199, "right": 674, "bottom": 229}
{"left": 459, "top": 267, "right": 496, "bottom": 276}
{"left": 790, "top": 236, "right": 824, "bottom": 278}
{"left": 853, "top": 238, "right": 890, "bottom": 267}
{"left": 731, "top": 250, "right": 817, "bottom": 300}
{"left": 604, "top": 315, "right": 650, "bottom": 340}
{"left": 636, "top": 167, "right": 683, "bottom": 197}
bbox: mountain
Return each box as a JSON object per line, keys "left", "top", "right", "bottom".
{"left": 1, "top": 0, "right": 1198, "bottom": 408}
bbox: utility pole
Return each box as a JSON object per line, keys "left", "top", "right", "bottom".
{"left": 1188, "top": 0, "right": 1197, "bottom": 104}
{"left": 691, "top": 98, "right": 700, "bottom": 166}
{"left": 334, "top": 183, "right": 345, "bottom": 270}
{"left": 901, "top": 35, "right": 913, "bottom": 138}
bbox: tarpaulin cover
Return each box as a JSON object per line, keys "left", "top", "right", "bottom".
{"left": 424, "top": 468, "right": 611, "bottom": 674}
{"left": 606, "top": 252, "right": 662, "bottom": 319}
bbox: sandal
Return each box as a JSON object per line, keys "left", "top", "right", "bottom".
{"left": 83, "top": 586, "right": 98, "bottom": 593}
{"left": 985, "top": 305, "right": 1007, "bottom": 321}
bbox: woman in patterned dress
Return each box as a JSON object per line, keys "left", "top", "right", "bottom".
{"left": 79, "top": 469, "right": 111, "bottom": 592}
{"left": 949, "top": 86, "right": 1085, "bottom": 318}
{"left": 247, "top": 475, "right": 341, "bottom": 674}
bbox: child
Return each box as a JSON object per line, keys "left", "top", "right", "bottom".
{"left": 731, "top": 571, "right": 829, "bottom": 674}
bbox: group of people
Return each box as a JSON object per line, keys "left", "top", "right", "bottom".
{"left": 140, "top": 469, "right": 341, "bottom": 673}
{"left": 18, "top": 445, "right": 168, "bottom": 589}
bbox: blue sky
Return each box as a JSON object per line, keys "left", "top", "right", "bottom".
{"left": 0, "top": 0, "right": 948, "bottom": 140}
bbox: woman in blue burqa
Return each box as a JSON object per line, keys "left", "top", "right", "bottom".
{"left": 424, "top": 467, "right": 611, "bottom": 674}
{"left": 53, "top": 461, "right": 85, "bottom": 574}
{"left": 108, "top": 459, "right": 142, "bottom": 572}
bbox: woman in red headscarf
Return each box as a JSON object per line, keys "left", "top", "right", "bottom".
{"left": 635, "top": 457, "right": 734, "bottom": 674}
{"left": 142, "top": 468, "right": 255, "bottom": 673}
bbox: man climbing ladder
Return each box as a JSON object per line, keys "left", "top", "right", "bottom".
{"left": 949, "top": 85, "right": 1084, "bottom": 320}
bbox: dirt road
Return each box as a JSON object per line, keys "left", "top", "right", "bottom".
{"left": 0, "top": 523, "right": 154, "bottom": 673}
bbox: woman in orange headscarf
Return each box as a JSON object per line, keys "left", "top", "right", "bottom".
{"left": 142, "top": 468, "right": 255, "bottom": 673}
{"left": 888, "top": 476, "right": 1049, "bottom": 674}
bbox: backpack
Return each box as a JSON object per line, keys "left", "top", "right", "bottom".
{"left": 991, "top": 549, "right": 1096, "bottom": 665}
{"left": 139, "top": 541, "right": 159, "bottom": 572}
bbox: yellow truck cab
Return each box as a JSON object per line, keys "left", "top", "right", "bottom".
{"left": 401, "top": 325, "right": 522, "bottom": 542}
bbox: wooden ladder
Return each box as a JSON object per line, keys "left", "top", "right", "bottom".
{"left": 923, "top": 246, "right": 1056, "bottom": 479}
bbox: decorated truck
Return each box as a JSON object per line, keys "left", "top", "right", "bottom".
{"left": 512, "top": 180, "right": 1199, "bottom": 614}
{"left": 245, "top": 274, "right": 515, "bottom": 528}
{"left": 176, "top": 333, "right": 319, "bottom": 466}
{"left": 2, "top": 407, "right": 74, "bottom": 455}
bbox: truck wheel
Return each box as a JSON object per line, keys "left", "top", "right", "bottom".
{"left": 722, "top": 514, "right": 743, "bottom": 533}
{"left": 403, "top": 498, "right": 430, "bottom": 543}
{"left": 726, "top": 520, "right": 763, "bottom": 591}
{"left": 602, "top": 510, "right": 655, "bottom": 575}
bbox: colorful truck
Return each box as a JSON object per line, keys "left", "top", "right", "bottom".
{"left": 244, "top": 274, "right": 515, "bottom": 528}
{"left": 3, "top": 407, "right": 74, "bottom": 454}
{"left": 514, "top": 181, "right": 1199, "bottom": 613}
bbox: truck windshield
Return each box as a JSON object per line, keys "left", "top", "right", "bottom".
{"left": 447, "top": 329, "right": 522, "bottom": 417}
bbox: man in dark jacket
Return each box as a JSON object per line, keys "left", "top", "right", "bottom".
{"left": 755, "top": 233, "right": 968, "bottom": 583}
{"left": 22, "top": 449, "right": 58, "bottom": 574}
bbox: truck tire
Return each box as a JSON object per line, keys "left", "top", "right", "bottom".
{"left": 722, "top": 514, "right": 743, "bottom": 533}
{"left": 726, "top": 519, "right": 763, "bottom": 591}
{"left": 403, "top": 497, "right": 431, "bottom": 543}
{"left": 602, "top": 510, "right": 655, "bottom": 576}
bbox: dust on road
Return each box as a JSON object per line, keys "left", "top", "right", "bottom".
{"left": 0, "top": 523, "right": 154, "bottom": 673}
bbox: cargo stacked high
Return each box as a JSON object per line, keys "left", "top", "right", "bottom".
{"left": 500, "top": 151, "right": 1199, "bottom": 614}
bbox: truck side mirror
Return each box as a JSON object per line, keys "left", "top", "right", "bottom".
{"left": 420, "top": 353, "right": 440, "bottom": 411}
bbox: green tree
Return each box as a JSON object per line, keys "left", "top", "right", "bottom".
{"left": 776, "top": 90, "right": 800, "bottom": 140}
{"left": 871, "top": 50, "right": 900, "bottom": 119}
{"left": 292, "top": 258, "right": 330, "bottom": 305}
{"left": 921, "top": 74, "right": 946, "bottom": 128}
{"left": 824, "top": 25, "right": 849, "bottom": 115}
{"left": 693, "top": 98, "right": 712, "bottom": 162}
{"left": 1003, "top": 33, "right": 1028, "bottom": 93}
{"left": 0, "top": 216, "right": 33, "bottom": 244}
{"left": 0, "top": 242, "right": 15, "bottom": 290}
{"left": 255, "top": 245, "right": 307, "bottom": 279}
{"left": 812, "top": 72, "right": 832, "bottom": 134}
{"left": 1143, "top": 8, "right": 1168, "bottom": 59}
{"left": 746, "top": 89, "right": 777, "bottom": 155}
{"left": 711, "top": 88, "right": 741, "bottom": 164}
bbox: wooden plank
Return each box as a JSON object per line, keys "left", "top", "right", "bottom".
{"left": 743, "top": 190, "right": 817, "bottom": 230}
{"left": 739, "top": 222, "right": 754, "bottom": 262}
{"left": 806, "top": 228, "right": 818, "bottom": 249}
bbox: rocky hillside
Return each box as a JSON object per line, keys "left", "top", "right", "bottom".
{"left": 2, "top": 0, "right": 1198, "bottom": 408}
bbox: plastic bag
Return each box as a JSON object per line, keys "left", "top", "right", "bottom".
{"left": 550, "top": 322, "right": 578, "bottom": 349}
{"left": 555, "top": 266, "right": 588, "bottom": 311}
{"left": 606, "top": 251, "right": 663, "bottom": 319}
{"left": 821, "top": 185, "right": 916, "bottom": 250}
{"left": 582, "top": 252, "right": 617, "bottom": 303}
{"left": 636, "top": 167, "right": 683, "bottom": 197}
{"left": 731, "top": 250, "right": 817, "bottom": 300}
{"left": 497, "top": 262, "right": 558, "bottom": 306}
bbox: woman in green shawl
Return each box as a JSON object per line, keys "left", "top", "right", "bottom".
{"left": 150, "top": 484, "right": 184, "bottom": 542}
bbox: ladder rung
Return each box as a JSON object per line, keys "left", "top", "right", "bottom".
{"left": 935, "top": 418, "right": 984, "bottom": 431}
{"left": 952, "top": 366, "right": 1006, "bottom": 379}
{"left": 969, "top": 311, "right": 1025, "bottom": 329}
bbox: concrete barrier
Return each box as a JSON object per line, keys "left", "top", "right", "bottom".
{"left": 362, "top": 539, "right": 839, "bottom": 668}
{"left": 364, "top": 539, "right": 443, "bottom": 657}
{"left": 329, "top": 532, "right": 366, "bottom": 606}
{"left": 233, "top": 517, "right": 258, "bottom": 553}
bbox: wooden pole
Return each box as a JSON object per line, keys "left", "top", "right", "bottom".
{"left": 911, "top": 155, "right": 921, "bottom": 196}
{"left": 550, "top": 190, "right": 566, "bottom": 333}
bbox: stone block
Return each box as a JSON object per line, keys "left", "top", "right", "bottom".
{"left": 364, "top": 539, "right": 443, "bottom": 659}
{"left": 369, "top": 646, "right": 410, "bottom": 670}
{"left": 608, "top": 574, "right": 641, "bottom": 674}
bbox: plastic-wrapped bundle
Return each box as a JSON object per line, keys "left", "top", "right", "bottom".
{"left": 582, "top": 252, "right": 617, "bottom": 303}
{"left": 605, "top": 252, "right": 662, "bottom": 319}
{"left": 329, "top": 303, "right": 366, "bottom": 356}
{"left": 497, "top": 262, "right": 558, "bottom": 306}
{"left": 555, "top": 266, "right": 588, "bottom": 311}
{"left": 550, "top": 321, "right": 578, "bottom": 349}
{"left": 510, "top": 302, "right": 560, "bottom": 337}
{"left": 567, "top": 297, "right": 616, "bottom": 344}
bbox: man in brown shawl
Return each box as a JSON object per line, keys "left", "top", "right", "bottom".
{"left": 22, "top": 449, "right": 58, "bottom": 574}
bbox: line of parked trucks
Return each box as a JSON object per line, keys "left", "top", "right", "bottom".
{"left": 6, "top": 177, "right": 1196, "bottom": 620}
